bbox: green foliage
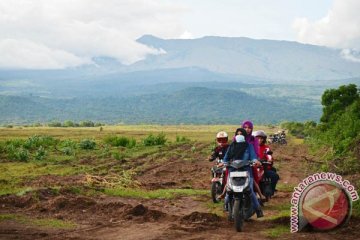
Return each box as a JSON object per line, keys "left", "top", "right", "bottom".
{"left": 143, "top": 133, "right": 167, "bottom": 146}
{"left": 78, "top": 139, "right": 96, "bottom": 150}
{"left": 9, "top": 147, "right": 29, "bottom": 162}
{"left": 34, "top": 146, "right": 47, "bottom": 160}
{"left": 281, "top": 121, "right": 317, "bottom": 138}
{"left": 112, "top": 152, "right": 126, "bottom": 161}
{"left": 308, "top": 84, "right": 360, "bottom": 174}
{"left": 48, "top": 121, "right": 62, "bottom": 127}
{"left": 79, "top": 120, "right": 95, "bottom": 127}
{"left": 59, "top": 139, "right": 77, "bottom": 156}
{"left": 23, "top": 135, "right": 56, "bottom": 150}
{"left": 63, "top": 120, "right": 75, "bottom": 127}
{"left": 176, "top": 135, "right": 190, "bottom": 143}
{"left": 0, "top": 214, "right": 76, "bottom": 229}
{"left": 320, "top": 84, "right": 359, "bottom": 125}
{"left": 104, "top": 135, "right": 136, "bottom": 148}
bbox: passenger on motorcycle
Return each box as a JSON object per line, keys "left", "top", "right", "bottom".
{"left": 253, "top": 130, "right": 279, "bottom": 195}
{"left": 223, "top": 128, "right": 264, "bottom": 218}
{"left": 242, "top": 120, "right": 266, "bottom": 201}
{"left": 208, "top": 131, "right": 229, "bottom": 162}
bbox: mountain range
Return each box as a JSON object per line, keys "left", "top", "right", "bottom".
{"left": 1, "top": 35, "right": 360, "bottom": 124}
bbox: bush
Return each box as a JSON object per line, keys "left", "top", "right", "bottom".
{"left": 79, "top": 121, "right": 95, "bottom": 127}
{"left": 104, "top": 135, "right": 136, "bottom": 148}
{"left": 79, "top": 139, "right": 96, "bottom": 150}
{"left": 48, "top": 122, "right": 62, "bottom": 127}
{"left": 8, "top": 147, "right": 29, "bottom": 162}
{"left": 280, "top": 121, "right": 317, "bottom": 138}
{"left": 34, "top": 146, "right": 47, "bottom": 160}
{"left": 62, "top": 147, "right": 74, "bottom": 156}
{"left": 176, "top": 135, "right": 190, "bottom": 143}
{"left": 143, "top": 133, "right": 167, "bottom": 146}
{"left": 112, "top": 152, "right": 126, "bottom": 161}
{"left": 59, "top": 139, "right": 77, "bottom": 155}
{"left": 23, "top": 135, "right": 56, "bottom": 150}
{"left": 63, "top": 120, "right": 75, "bottom": 127}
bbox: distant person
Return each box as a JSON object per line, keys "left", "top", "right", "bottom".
{"left": 222, "top": 128, "right": 264, "bottom": 218}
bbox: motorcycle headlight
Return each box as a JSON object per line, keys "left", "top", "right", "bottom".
{"left": 231, "top": 177, "right": 247, "bottom": 186}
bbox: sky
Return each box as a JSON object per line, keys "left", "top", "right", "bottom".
{"left": 0, "top": 0, "right": 359, "bottom": 69}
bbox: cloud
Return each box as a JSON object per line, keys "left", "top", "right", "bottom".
{"left": 293, "top": 0, "right": 360, "bottom": 51}
{"left": 0, "top": 39, "right": 90, "bottom": 69}
{"left": 0, "top": 0, "right": 186, "bottom": 69}
{"left": 340, "top": 49, "right": 360, "bottom": 63}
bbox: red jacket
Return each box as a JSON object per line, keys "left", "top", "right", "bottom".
{"left": 258, "top": 144, "right": 273, "bottom": 162}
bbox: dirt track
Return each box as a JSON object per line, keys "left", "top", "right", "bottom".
{"left": 0, "top": 142, "right": 359, "bottom": 240}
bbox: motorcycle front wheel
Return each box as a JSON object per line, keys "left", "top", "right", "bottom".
{"left": 233, "top": 199, "right": 244, "bottom": 232}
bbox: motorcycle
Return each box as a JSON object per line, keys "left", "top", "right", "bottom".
{"left": 210, "top": 159, "right": 226, "bottom": 203}
{"left": 253, "top": 160, "right": 273, "bottom": 202}
{"left": 269, "top": 133, "right": 287, "bottom": 145}
{"left": 225, "top": 160, "right": 254, "bottom": 232}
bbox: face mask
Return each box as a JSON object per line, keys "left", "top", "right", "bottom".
{"left": 235, "top": 135, "right": 245, "bottom": 143}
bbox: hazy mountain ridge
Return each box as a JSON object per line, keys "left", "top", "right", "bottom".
{"left": 134, "top": 35, "right": 360, "bottom": 81}
{"left": 0, "top": 87, "right": 320, "bottom": 124}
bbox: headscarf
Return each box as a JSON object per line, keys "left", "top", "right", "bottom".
{"left": 241, "top": 120, "right": 259, "bottom": 157}
{"left": 231, "top": 127, "right": 248, "bottom": 160}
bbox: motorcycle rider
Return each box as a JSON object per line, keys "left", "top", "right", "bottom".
{"left": 208, "top": 131, "right": 229, "bottom": 162}
{"left": 223, "top": 128, "right": 264, "bottom": 218}
{"left": 253, "top": 130, "right": 279, "bottom": 195}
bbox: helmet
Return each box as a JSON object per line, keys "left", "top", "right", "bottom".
{"left": 216, "top": 131, "right": 228, "bottom": 146}
{"left": 253, "top": 130, "right": 267, "bottom": 138}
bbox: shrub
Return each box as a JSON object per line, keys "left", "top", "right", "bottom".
{"left": 59, "top": 139, "right": 77, "bottom": 155}
{"left": 8, "top": 147, "right": 29, "bottom": 162}
{"left": 143, "top": 133, "right": 167, "bottom": 146}
{"left": 112, "top": 152, "right": 126, "bottom": 161}
{"left": 48, "top": 122, "right": 62, "bottom": 127}
{"left": 176, "top": 135, "right": 190, "bottom": 143}
{"left": 79, "top": 139, "right": 96, "bottom": 150}
{"left": 63, "top": 120, "right": 75, "bottom": 127}
{"left": 62, "top": 147, "right": 74, "bottom": 156}
{"left": 23, "top": 135, "right": 56, "bottom": 150}
{"left": 34, "top": 146, "right": 47, "bottom": 160}
{"left": 79, "top": 121, "right": 95, "bottom": 127}
{"left": 104, "top": 135, "right": 136, "bottom": 148}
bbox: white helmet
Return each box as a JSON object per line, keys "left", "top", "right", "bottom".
{"left": 216, "top": 131, "right": 228, "bottom": 146}
{"left": 216, "top": 131, "right": 228, "bottom": 138}
{"left": 253, "top": 130, "right": 267, "bottom": 138}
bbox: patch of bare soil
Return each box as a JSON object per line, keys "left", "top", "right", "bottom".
{"left": 1, "top": 142, "right": 359, "bottom": 240}
{"left": 135, "top": 143, "right": 211, "bottom": 190}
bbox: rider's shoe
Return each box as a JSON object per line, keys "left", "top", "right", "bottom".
{"left": 256, "top": 209, "right": 264, "bottom": 218}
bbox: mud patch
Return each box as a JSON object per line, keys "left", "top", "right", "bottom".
{"left": 124, "top": 204, "right": 167, "bottom": 222}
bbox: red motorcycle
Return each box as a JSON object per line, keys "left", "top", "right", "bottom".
{"left": 253, "top": 160, "right": 273, "bottom": 202}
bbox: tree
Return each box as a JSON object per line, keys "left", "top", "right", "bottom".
{"left": 320, "top": 84, "right": 359, "bottom": 124}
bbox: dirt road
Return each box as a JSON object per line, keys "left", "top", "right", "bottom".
{"left": 0, "top": 142, "right": 359, "bottom": 239}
